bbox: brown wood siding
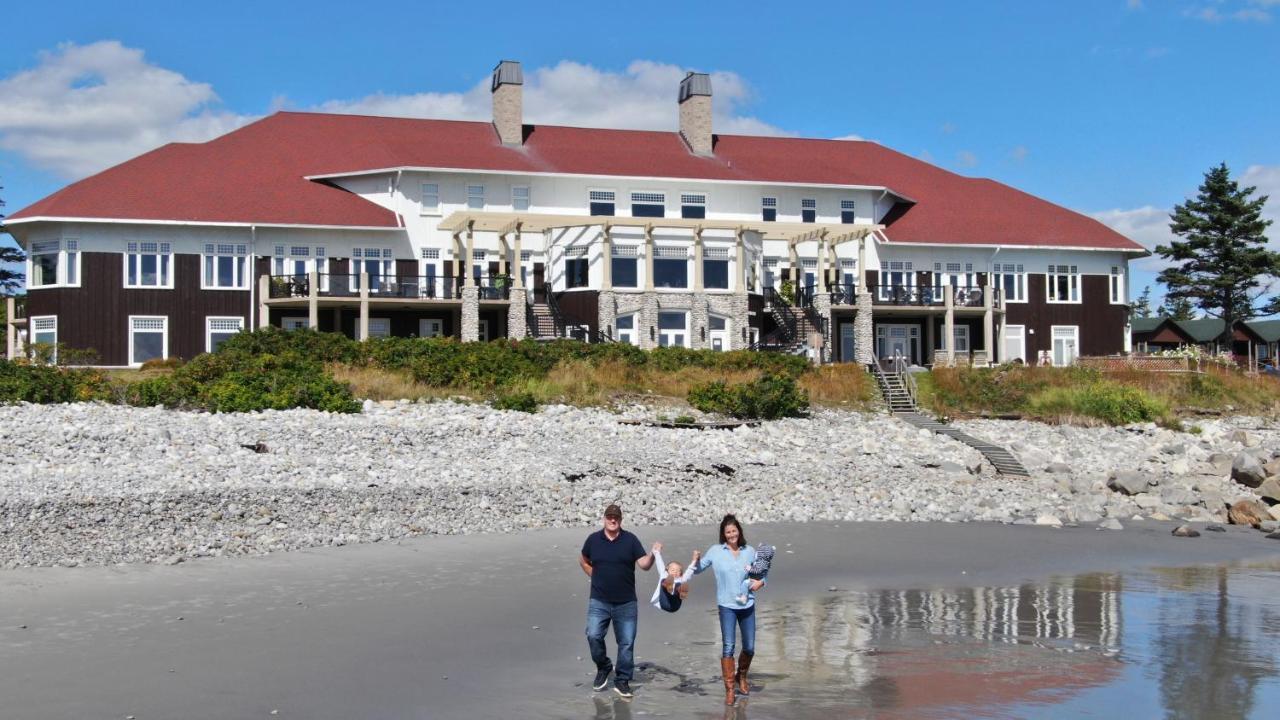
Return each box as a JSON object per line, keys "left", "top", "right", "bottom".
{"left": 24, "top": 252, "right": 250, "bottom": 365}
{"left": 396, "top": 259, "right": 418, "bottom": 281}
{"left": 748, "top": 293, "right": 764, "bottom": 330}
{"left": 554, "top": 290, "right": 599, "bottom": 335}
{"left": 1006, "top": 275, "right": 1127, "bottom": 364}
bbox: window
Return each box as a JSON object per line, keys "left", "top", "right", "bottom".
{"left": 466, "top": 184, "right": 485, "bottom": 210}
{"left": 801, "top": 198, "right": 817, "bottom": 223}
{"left": 878, "top": 261, "right": 915, "bottom": 301}
{"left": 658, "top": 311, "right": 688, "bottom": 347}
{"left": 840, "top": 199, "right": 856, "bottom": 224}
{"left": 420, "top": 183, "right": 440, "bottom": 215}
{"left": 589, "top": 190, "right": 616, "bottom": 216}
{"left": 681, "top": 193, "right": 706, "bottom": 219}
{"left": 419, "top": 318, "right": 445, "bottom": 338}
{"left": 993, "top": 263, "right": 1026, "bottom": 303}
{"left": 761, "top": 197, "right": 777, "bottom": 222}
{"left": 938, "top": 325, "right": 970, "bottom": 354}
{"left": 366, "top": 318, "right": 391, "bottom": 339}
{"left": 282, "top": 317, "right": 308, "bottom": 331}
{"left": 129, "top": 316, "right": 168, "bottom": 366}
{"left": 708, "top": 314, "right": 730, "bottom": 352}
{"left": 564, "top": 247, "right": 589, "bottom": 289}
{"left": 206, "top": 316, "right": 244, "bottom": 353}
{"left": 352, "top": 248, "right": 394, "bottom": 292}
{"left": 653, "top": 246, "right": 688, "bottom": 289}
{"left": 201, "top": 244, "right": 249, "bottom": 290}
{"left": 631, "top": 192, "right": 665, "bottom": 218}
{"left": 763, "top": 257, "right": 780, "bottom": 289}
{"left": 30, "top": 316, "right": 57, "bottom": 361}
{"left": 1046, "top": 264, "right": 1080, "bottom": 303}
{"left": 28, "top": 239, "right": 79, "bottom": 288}
{"left": 512, "top": 185, "right": 530, "bottom": 211}
{"left": 615, "top": 314, "right": 637, "bottom": 345}
{"left": 1051, "top": 326, "right": 1079, "bottom": 366}
{"left": 1110, "top": 266, "right": 1125, "bottom": 304}
{"left": 703, "top": 247, "right": 729, "bottom": 289}
{"left": 124, "top": 242, "right": 173, "bottom": 288}
{"left": 611, "top": 245, "right": 638, "bottom": 288}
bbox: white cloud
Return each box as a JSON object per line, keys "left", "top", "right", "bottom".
{"left": 0, "top": 48, "right": 791, "bottom": 181}
{"left": 0, "top": 41, "right": 254, "bottom": 179}
{"left": 831, "top": 133, "right": 866, "bottom": 141}
{"left": 1242, "top": 163, "right": 1280, "bottom": 229}
{"left": 1089, "top": 205, "right": 1174, "bottom": 271}
{"left": 1187, "top": 1, "right": 1274, "bottom": 22}
{"left": 1009, "top": 145, "right": 1029, "bottom": 162}
{"left": 316, "top": 59, "right": 791, "bottom": 137}
{"left": 1127, "top": 0, "right": 1144, "bottom": 9}
{"left": 956, "top": 150, "right": 978, "bottom": 168}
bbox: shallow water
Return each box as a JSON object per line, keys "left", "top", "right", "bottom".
{"left": 580, "top": 561, "right": 1280, "bottom": 720}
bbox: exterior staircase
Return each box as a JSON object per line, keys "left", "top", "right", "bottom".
{"left": 753, "top": 287, "right": 819, "bottom": 354}
{"left": 870, "top": 360, "right": 917, "bottom": 413}
{"left": 528, "top": 302, "right": 562, "bottom": 339}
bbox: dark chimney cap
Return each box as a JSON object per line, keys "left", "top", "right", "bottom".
{"left": 492, "top": 60, "right": 524, "bottom": 91}
{"left": 678, "top": 72, "right": 712, "bottom": 102}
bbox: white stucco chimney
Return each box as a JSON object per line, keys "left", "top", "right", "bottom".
{"left": 491, "top": 60, "right": 524, "bottom": 146}
{"left": 678, "top": 72, "right": 713, "bottom": 156}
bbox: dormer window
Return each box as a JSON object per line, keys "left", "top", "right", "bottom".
{"left": 761, "top": 197, "right": 777, "bottom": 222}
{"left": 589, "top": 190, "right": 615, "bottom": 216}
{"left": 680, "top": 193, "right": 706, "bottom": 219}
{"left": 466, "top": 184, "right": 485, "bottom": 210}
{"left": 801, "top": 198, "right": 817, "bottom": 223}
{"left": 840, "top": 200, "right": 856, "bottom": 224}
{"left": 420, "top": 183, "right": 440, "bottom": 215}
{"left": 631, "top": 192, "right": 665, "bottom": 218}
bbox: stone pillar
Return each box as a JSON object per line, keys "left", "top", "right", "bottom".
{"left": 5, "top": 297, "right": 15, "bottom": 360}
{"left": 597, "top": 291, "right": 617, "bottom": 343}
{"left": 461, "top": 286, "right": 480, "bottom": 342}
{"left": 693, "top": 229, "right": 704, "bottom": 292}
{"left": 644, "top": 226, "right": 655, "bottom": 291}
{"left": 854, "top": 289, "right": 874, "bottom": 365}
{"left": 812, "top": 292, "right": 832, "bottom": 364}
{"left": 983, "top": 287, "right": 994, "bottom": 367}
{"left": 690, "top": 295, "right": 709, "bottom": 350}
{"left": 506, "top": 288, "right": 528, "bottom": 339}
{"left": 601, "top": 227, "right": 612, "bottom": 290}
{"left": 512, "top": 232, "right": 524, "bottom": 289}
{"left": 257, "top": 275, "right": 271, "bottom": 329}
{"left": 641, "top": 294, "right": 659, "bottom": 350}
{"left": 942, "top": 284, "right": 955, "bottom": 367}
{"left": 358, "top": 273, "right": 370, "bottom": 341}
{"left": 307, "top": 270, "right": 319, "bottom": 329}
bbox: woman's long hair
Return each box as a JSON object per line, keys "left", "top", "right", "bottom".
{"left": 718, "top": 514, "right": 746, "bottom": 547}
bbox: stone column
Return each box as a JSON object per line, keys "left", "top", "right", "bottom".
{"left": 307, "top": 270, "right": 319, "bottom": 329}
{"left": 812, "top": 292, "right": 832, "bottom": 364}
{"left": 941, "top": 284, "right": 955, "bottom": 367}
{"left": 641, "top": 293, "right": 659, "bottom": 350}
{"left": 597, "top": 291, "right": 617, "bottom": 342}
{"left": 601, "top": 226, "right": 612, "bottom": 291}
{"left": 690, "top": 294, "right": 709, "bottom": 350}
{"left": 506, "top": 288, "right": 528, "bottom": 339}
{"left": 644, "top": 226, "right": 655, "bottom": 291}
{"left": 983, "top": 287, "right": 994, "bottom": 367}
{"left": 358, "top": 272, "right": 370, "bottom": 341}
{"left": 854, "top": 288, "right": 874, "bottom": 365}
{"left": 257, "top": 275, "right": 271, "bottom": 329}
{"left": 461, "top": 287, "right": 480, "bottom": 342}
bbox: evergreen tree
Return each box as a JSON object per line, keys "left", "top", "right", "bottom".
{"left": 1157, "top": 294, "right": 1196, "bottom": 321}
{"left": 0, "top": 177, "right": 25, "bottom": 296}
{"left": 1131, "top": 285, "right": 1154, "bottom": 319}
{"left": 1156, "top": 163, "right": 1277, "bottom": 344}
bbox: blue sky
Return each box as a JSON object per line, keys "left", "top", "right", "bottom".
{"left": 1, "top": 0, "right": 1277, "bottom": 307}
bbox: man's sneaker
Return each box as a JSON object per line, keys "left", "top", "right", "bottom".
{"left": 613, "top": 679, "right": 634, "bottom": 699}
{"left": 592, "top": 666, "right": 612, "bottom": 691}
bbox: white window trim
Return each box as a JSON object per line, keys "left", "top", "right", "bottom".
{"left": 511, "top": 185, "right": 531, "bottom": 211}
{"left": 466, "top": 184, "right": 486, "bottom": 210}
{"left": 418, "top": 318, "right": 445, "bottom": 338}
{"left": 993, "top": 265, "right": 1028, "bottom": 304}
{"left": 28, "top": 315, "right": 57, "bottom": 362}
{"left": 614, "top": 312, "right": 639, "bottom": 346}
{"left": 128, "top": 315, "right": 169, "bottom": 367}
{"left": 123, "top": 243, "right": 175, "bottom": 289}
{"left": 628, "top": 190, "right": 667, "bottom": 218}
{"left": 656, "top": 309, "right": 690, "bottom": 348}
{"left": 1109, "top": 266, "right": 1126, "bottom": 305}
{"left": 366, "top": 317, "right": 392, "bottom": 338}
{"left": 201, "top": 245, "right": 251, "bottom": 291}
{"left": 27, "top": 238, "right": 81, "bottom": 289}
{"left": 1045, "top": 266, "right": 1081, "bottom": 304}
{"left": 680, "top": 191, "right": 707, "bottom": 217}
{"left": 205, "top": 316, "right": 245, "bottom": 353}
{"left": 1050, "top": 325, "right": 1080, "bottom": 367}
{"left": 282, "top": 316, "right": 309, "bottom": 331}
{"left": 420, "top": 182, "right": 441, "bottom": 216}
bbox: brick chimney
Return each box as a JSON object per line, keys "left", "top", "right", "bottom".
{"left": 491, "top": 60, "right": 524, "bottom": 146}
{"left": 678, "top": 72, "right": 713, "bottom": 156}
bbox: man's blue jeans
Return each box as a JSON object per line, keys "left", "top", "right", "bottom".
{"left": 586, "top": 598, "right": 638, "bottom": 681}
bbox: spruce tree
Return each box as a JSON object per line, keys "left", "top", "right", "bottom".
{"left": 1156, "top": 163, "right": 1277, "bottom": 344}
{"left": 1157, "top": 294, "right": 1196, "bottom": 321}
{"left": 0, "top": 177, "right": 25, "bottom": 296}
{"left": 1131, "top": 285, "right": 1153, "bottom": 319}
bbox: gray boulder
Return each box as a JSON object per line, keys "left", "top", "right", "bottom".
{"left": 1231, "top": 453, "right": 1267, "bottom": 488}
{"left": 1204, "top": 453, "right": 1234, "bottom": 476}
{"left": 1161, "top": 487, "right": 1201, "bottom": 507}
{"left": 1255, "top": 477, "right": 1280, "bottom": 504}
{"left": 1171, "top": 524, "right": 1201, "bottom": 538}
{"left": 1228, "top": 429, "right": 1260, "bottom": 447}
{"left": 1046, "top": 462, "right": 1072, "bottom": 475}
{"left": 1099, "top": 518, "right": 1124, "bottom": 531}
{"left": 1109, "top": 470, "right": 1151, "bottom": 496}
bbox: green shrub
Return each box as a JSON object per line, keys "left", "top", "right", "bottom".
{"left": 672, "top": 414, "right": 696, "bottom": 424}
{"left": 140, "top": 357, "right": 184, "bottom": 371}
{"left": 688, "top": 373, "right": 809, "bottom": 420}
{"left": 0, "top": 360, "right": 110, "bottom": 403}
{"left": 492, "top": 391, "right": 538, "bottom": 413}
{"left": 1028, "top": 382, "right": 1168, "bottom": 425}
{"left": 121, "top": 375, "right": 187, "bottom": 407}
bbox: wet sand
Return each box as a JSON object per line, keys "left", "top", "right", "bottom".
{"left": 2, "top": 520, "right": 1278, "bottom": 719}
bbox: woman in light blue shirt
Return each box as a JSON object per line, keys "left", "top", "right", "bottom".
{"left": 693, "top": 514, "right": 765, "bottom": 706}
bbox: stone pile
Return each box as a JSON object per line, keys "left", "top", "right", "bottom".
{"left": 0, "top": 403, "right": 1276, "bottom": 568}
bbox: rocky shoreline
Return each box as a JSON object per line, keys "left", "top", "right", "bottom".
{"left": 2, "top": 401, "right": 1277, "bottom": 568}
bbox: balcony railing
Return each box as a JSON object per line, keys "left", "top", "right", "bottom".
{"left": 268, "top": 274, "right": 483, "bottom": 300}
{"left": 828, "top": 283, "right": 859, "bottom": 306}
{"left": 869, "top": 284, "right": 998, "bottom": 308}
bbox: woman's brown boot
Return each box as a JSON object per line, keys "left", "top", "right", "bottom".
{"left": 720, "top": 657, "right": 737, "bottom": 706}
{"left": 735, "top": 651, "right": 753, "bottom": 695}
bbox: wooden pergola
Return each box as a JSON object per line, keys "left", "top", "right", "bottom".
{"left": 436, "top": 210, "right": 881, "bottom": 292}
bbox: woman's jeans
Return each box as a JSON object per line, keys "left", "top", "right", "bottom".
{"left": 718, "top": 604, "right": 756, "bottom": 658}
{"left": 586, "top": 599, "right": 638, "bottom": 681}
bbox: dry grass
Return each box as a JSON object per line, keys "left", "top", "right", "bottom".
{"left": 799, "top": 364, "right": 877, "bottom": 408}
{"left": 327, "top": 364, "right": 460, "bottom": 402}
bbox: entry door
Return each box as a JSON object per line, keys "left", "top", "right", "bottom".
{"left": 478, "top": 318, "right": 490, "bottom": 342}
{"left": 876, "top": 324, "right": 919, "bottom": 363}
{"left": 533, "top": 263, "right": 547, "bottom": 302}
{"left": 839, "top": 322, "right": 856, "bottom": 362}
{"left": 419, "top": 318, "right": 443, "bottom": 338}
{"left": 1052, "top": 326, "right": 1078, "bottom": 366}
{"left": 1004, "top": 325, "right": 1025, "bottom": 363}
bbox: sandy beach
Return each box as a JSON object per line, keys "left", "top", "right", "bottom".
{"left": 3, "top": 520, "right": 1278, "bottom": 719}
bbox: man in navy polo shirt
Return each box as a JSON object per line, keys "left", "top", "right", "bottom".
{"left": 579, "top": 503, "right": 655, "bottom": 699}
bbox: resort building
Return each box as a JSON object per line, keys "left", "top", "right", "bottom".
{"left": 3, "top": 60, "right": 1145, "bottom": 368}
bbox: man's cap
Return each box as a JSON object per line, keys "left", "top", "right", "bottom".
{"left": 604, "top": 504, "right": 622, "bottom": 518}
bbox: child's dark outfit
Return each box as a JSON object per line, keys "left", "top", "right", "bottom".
{"left": 649, "top": 549, "right": 695, "bottom": 613}
{"left": 736, "top": 543, "right": 775, "bottom": 604}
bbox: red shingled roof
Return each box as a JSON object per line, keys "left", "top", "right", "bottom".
{"left": 7, "top": 111, "right": 1143, "bottom": 251}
